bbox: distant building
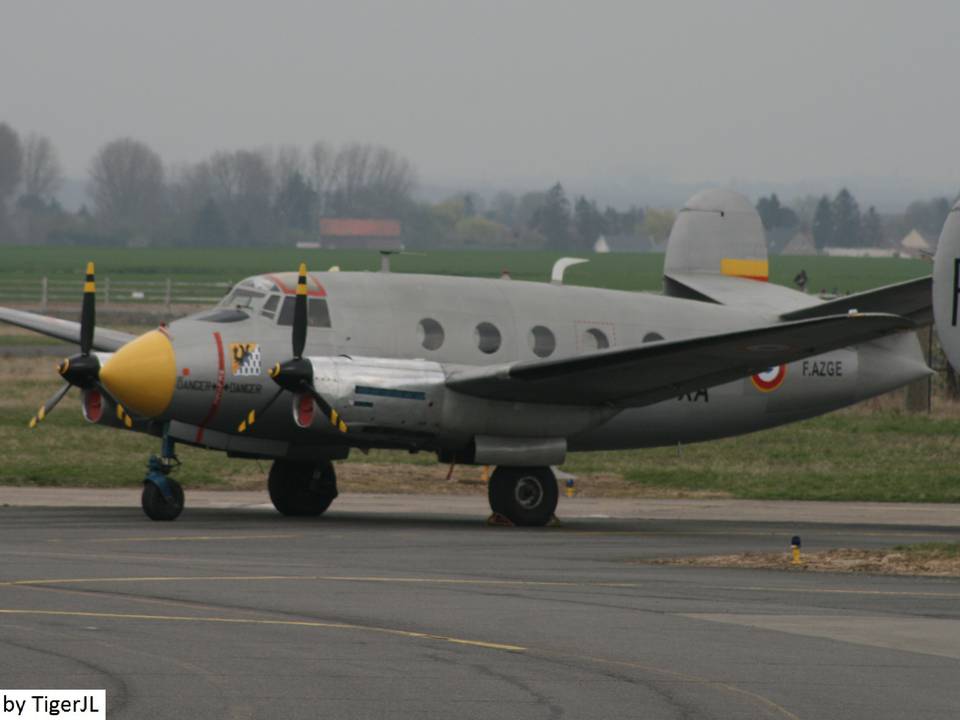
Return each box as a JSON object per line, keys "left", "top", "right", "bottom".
{"left": 593, "top": 234, "right": 662, "bottom": 253}
{"left": 318, "top": 218, "right": 403, "bottom": 251}
{"left": 900, "top": 229, "right": 933, "bottom": 258}
{"left": 765, "top": 226, "right": 800, "bottom": 255}
{"left": 823, "top": 247, "right": 899, "bottom": 258}
{"left": 781, "top": 232, "right": 818, "bottom": 256}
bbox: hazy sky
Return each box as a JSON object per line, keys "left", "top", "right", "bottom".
{"left": 4, "top": 0, "right": 960, "bottom": 206}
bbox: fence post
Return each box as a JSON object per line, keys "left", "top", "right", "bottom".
{"left": 164, "top": 278, "right": 172, "bottom": 312}
{"left": 41, "top": 277, "right": 48, "bottom": 313}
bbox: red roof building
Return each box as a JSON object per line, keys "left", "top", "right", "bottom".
{"left": 318, "top": 219, "right": 403, "bottom": 250}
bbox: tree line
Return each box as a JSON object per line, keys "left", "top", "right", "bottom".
{"left": 0, "top": 121, "right": 669, "bottom": 251}
{"left": 757, "top": 189, "right": 956, "bottom": 250}
{"left": 1, "top": 120, "right": 956, "bottom": 252}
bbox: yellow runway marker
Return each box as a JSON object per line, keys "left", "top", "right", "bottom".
{"left": 0, "top": 608, "right": 526, "bottom": 653}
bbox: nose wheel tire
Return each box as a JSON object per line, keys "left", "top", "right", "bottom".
{"left": 141, "top": 479, "right": 184, "bottom": 521}
{"left": 268, "top": 459, "right": 338, "bottom": 517}
{"left": 488, "top": 466, "right": 558, "bottom": 527}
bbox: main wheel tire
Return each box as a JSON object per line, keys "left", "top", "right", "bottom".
{"left": 268, "top": 459, "right": 338, "bottom": 517}
{"left": 488, "top": 466, "right": 558, "bottom": 527}
{"left": 142, "top": 479, "right": 185, "bottom": 521}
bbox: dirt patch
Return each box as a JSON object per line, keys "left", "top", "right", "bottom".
{"left": 213, "top": 462, "right": 732, "bottom": 498}
{"left": 644, "top": 548, "right": 960, "bottom": 577}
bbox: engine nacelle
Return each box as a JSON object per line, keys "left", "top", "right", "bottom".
{"left": 306, "top": 355, "right": 619, "bottom": 453}
{"left": 307, "top": 356, "right": 446, "bottom": 440}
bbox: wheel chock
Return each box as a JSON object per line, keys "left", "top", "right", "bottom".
{"left": 486, "top": 512, "right": 514, "bottom": 527}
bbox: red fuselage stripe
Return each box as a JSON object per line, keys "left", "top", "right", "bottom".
{"left": 195, "top": 331, "right": 226, "bottom": 443}
{"left": 266, "top": 273, "right": 326, "bottom": 297}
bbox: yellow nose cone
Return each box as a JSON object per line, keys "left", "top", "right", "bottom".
{"left": 99, "top": 329, "right": 176, "bottom": 418}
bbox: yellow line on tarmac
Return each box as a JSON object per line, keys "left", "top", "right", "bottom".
{"left": 0, "top": 574, "right": 626, "bottom": 589}
{"left": 2, "top": 575, "right": 307, "bottom": 587}
{"left": 0, "top": 608, "right": 526, "bottom": 653}
{"left": 0, "top": 604, "right": 801, "bottom": 717}
{"left": 720, "top": 585, "right": 960, "bottom": 599}
{"left": 567, "top": 529, "right": 957, "bottom": 539}
{"left": 83, "top": 533, "right": 302, "bottom": 544}
{"left": 559, "top": 652, "right": 801, "bottom": 720}
{"left": 5, "top": 574, "right": 957, "bottom": 599}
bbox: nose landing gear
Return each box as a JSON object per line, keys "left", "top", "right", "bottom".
{"left": 142, "top": 432, "right": 184, "bottom": 521}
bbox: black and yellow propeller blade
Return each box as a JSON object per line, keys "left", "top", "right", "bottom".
{"left": 237, "top": 262, "right": 347, "bottom": 434}
{"left": 30, "top": 262, "right": 104, "bottom": 428}
{"left": 237, "top": 387, "right": 283, "bottom": 433}
{"left": 80, "top": 261, "right": 96, "bottom": 356}
{"left": 305, "top": 385, "right": 348, "bottom": 434}
{"left": 28, "top": 383, "right": 71, "bottom": 428}
{"left": 292, "top": 262, "right": 308, "bottom": 359}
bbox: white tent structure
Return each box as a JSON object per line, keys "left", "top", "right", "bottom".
{"left": 901, "top": 229, "right": 932, "bottom": 257}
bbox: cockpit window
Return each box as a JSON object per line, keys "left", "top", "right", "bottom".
{"left": 260, "top": 294, "right": 280, "bottom": 319}
{"left": 220, "top": 287, "right": 266, "bottom": 310}
{"left": 277, "top": 297, "right": 332, "bottom": 328}
{"left": 195, "top": 308, "right": 250, "bottom": 323}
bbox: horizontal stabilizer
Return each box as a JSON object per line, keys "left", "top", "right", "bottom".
{"left": 446, "top": 313, "right": 913, "bottom": 407}
{"left": 780, "top": 276, "right": 931, "bottom": 326}
{"left": 0, "top": 306, "right": 134, "bottom": 351}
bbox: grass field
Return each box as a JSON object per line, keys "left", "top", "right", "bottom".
{"left": 2, "top": 358, "right": 959, "bottom": 502}
{"left": 0, "top": 246, "right": 931, "bottom": 294}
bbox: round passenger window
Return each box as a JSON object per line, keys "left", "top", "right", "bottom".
{"left": 643, "top": 332, "right": 664, "bottom": 343}
{"left": 582, "top": 327, "right": 609, "bottom": 351}
{"left": 417, "top": 318, "right": 444, "bottom": 350}
{"left": 529, "top": 325, "right": 556, "bottom": 357}
{"left": 475, "top": 322, "right": 502, "bottom": 354}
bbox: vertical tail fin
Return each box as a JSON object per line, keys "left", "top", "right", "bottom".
{"left": 664, "top": 189, "right": 769, "bottom": 283}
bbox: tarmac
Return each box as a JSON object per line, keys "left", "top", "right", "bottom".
{"left": 1, "top": 489, "right": 958, "bottom": 719}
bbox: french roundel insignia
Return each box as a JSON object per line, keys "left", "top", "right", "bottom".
{"left": 752, "top": 364, "right": 787, "bottom": 392}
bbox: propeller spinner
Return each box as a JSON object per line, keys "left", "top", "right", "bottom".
{"left": 238, "top": 263, "right": 347, "bottom": 435}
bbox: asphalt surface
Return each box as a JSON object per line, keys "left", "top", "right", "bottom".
{"left": 1, "top": 496, "right": 959, "bottom": 719}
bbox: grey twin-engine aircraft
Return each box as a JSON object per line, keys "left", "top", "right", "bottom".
{"left": 1, "top": 189, "right": 933, "bottom": 525}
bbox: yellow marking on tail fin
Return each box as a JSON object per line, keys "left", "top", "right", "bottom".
{"left": 720, "top": 258, "right": 769, "bottom": 281}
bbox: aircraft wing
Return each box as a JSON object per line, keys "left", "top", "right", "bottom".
{"left": 445, "top": 313, "right": 913, "bottom": 407}
{"left": 779, "top": 276, "right": 931, "bottom": 325}
{"left": 0, "top": 306, "right": 135, "bottom": 352}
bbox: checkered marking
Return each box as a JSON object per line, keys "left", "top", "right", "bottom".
{"left": 230, "top": 343, "right": 262, "bottom": 377}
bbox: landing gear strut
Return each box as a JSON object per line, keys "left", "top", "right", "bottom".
{"left": 268, "top": 459, "right": 338, "bottom": 517}
{"left": 488, "top": 466, "right": 558, "bottom": 527}
{"left": 142, "top": 432, "right": 184, "bottom": 521}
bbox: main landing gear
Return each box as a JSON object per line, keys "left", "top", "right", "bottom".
{"left": 141, "top": 433, "right": 184, "bottom": 521}
{"left": 268, "top": 459, "right": 338, "bottom": 517}
{"left": 488, "top": 466, "right": 558, "bottom": 527}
